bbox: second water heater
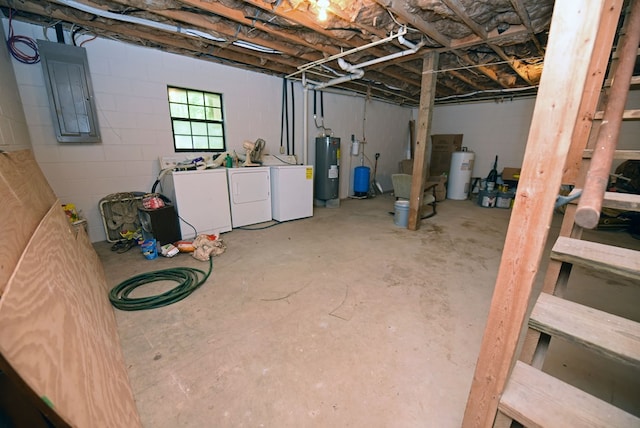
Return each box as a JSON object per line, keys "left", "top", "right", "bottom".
{"left": 447, "top": 149, "right": 475, "bottom": 200}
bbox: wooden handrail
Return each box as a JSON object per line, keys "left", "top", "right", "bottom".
{"left": 575, "top": 0, "right": 640, "bottom": 229}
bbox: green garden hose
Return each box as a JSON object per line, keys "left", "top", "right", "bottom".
{"left": 109, "top": 257, "right": 213, "bottom": 311}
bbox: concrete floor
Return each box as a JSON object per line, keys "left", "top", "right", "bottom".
{"left": 95, "top": 193, "right": 640, "bottom": 427}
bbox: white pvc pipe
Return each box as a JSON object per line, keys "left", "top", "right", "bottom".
{"left": 303, "top": 75, "right": 309, "bottom": 165}
{"left": 304, "top": 33, "right": 423, "bottom": 92}
{"left": 398, "top": 34, "right": 417, "bottom": 50}
{"left": 288, "top": 26, "right": 408, "bottom": 78}
{"left": 312, "top": 69, "right": 364, "bottom": 90}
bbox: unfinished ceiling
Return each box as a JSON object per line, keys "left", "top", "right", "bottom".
{"left": 1, "top": 0, "right": 555, "bottom": 106}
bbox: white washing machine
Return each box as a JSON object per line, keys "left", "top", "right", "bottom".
{"left": 227, "top": 167, "right": 272, "bottom": 227}
{"left": 161, "top": 168, "right": 232, "bottom": 238}
{"left": 270, "top": 165, "right": 314, "bottom": 222}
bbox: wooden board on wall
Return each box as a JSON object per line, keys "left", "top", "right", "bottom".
{"left": 0, "top": 150, "right": 57, "bottom": 293}
{"left": 0, "top": 202, "right": 141, "bottom": 427}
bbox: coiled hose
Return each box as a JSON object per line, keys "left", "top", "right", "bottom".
{"left": 109, "top": 257, "right": 213, "bottom": 311}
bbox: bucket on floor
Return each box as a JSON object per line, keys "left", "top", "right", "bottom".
{"left": 141, "top": 239, "right": 158, "bottom": 260}
{"left": 394, "top": 200, "right": 410, "bottom": 227}
{"left": 478, "top": 190, "right": 497, "bottom": 208}
{"left": 496, "top": 191, "right": 514, "bottom": 209}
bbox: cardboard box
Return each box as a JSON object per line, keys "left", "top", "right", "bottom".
{"left": 502, "top": 167, "right": 521, "bottom": 182}
{"left": 430, "top": 134, "right": 463, "bottom": 176}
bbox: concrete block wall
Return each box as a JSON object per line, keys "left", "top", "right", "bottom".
{"left": 3, "top": 19, "right": 412, "bottom": 242}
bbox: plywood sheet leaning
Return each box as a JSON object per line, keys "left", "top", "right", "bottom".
{"left": 0, "top": 202, "right": 141, "bottom": 427}
{"left": 0, "top": 150, "right": 57, "bottom": 293}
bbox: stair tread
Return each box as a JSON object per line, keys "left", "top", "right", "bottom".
{"left": 583, "top": 149, "right": 640, "bottom": 160}
{"left": 603, "top": 191, "right": 640, "bottom": 212}
{"left": 605, "top": 74, "right": 640, "bottom": 87}
{"left": 499, "top": 361, "right": 640, "bottom": 427}
{"left": 551, "top": 236, "right": 640, "bottom": 281}
{"left": 593, "top": 108, "right": 640, "bottom": 120}
{"left": 530, "top": 292, "right": 640, "bottom": 366}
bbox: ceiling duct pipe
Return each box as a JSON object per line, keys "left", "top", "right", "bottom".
{"left": 311, "top": 59, "right": 365, "bottom": 90}
{"left": 351, "top": 39, "right": 425, "bottom": 70}
{"left": 307, "top": 35, "right": 424, "bottom": 91}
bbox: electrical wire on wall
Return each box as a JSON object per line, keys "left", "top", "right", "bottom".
{"left": 280, "top": 78, "right": 289, "bottom": 155}
{"left": 71, "top": 25, "right": 98, "bottom": 47}
{"left": 313, "top": 90, "right": 332, "bottom": 136}
{"left": 290, "top": 80, "right": 295, "bottom": 156}
{"left": 5, "top": 8, "right": 39, "bottom": 64}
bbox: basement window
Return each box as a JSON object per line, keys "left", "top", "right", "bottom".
{"left": 167, "top": 86, "right": 226, "bottom": 152}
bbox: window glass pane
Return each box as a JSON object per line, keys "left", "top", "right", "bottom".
{"left": 191, "top": 122, "right": 207, "bottom": 136}
{"left": 208, "top": 123, "right": 223, "bottom": 136}
{"left": 173, "top": 120, "right": 192, "bottom": 134}
{"left": 168, "top": 86, "right": 225, "bottom": 152}
{"left": 168, "top": 88, "right": 187, "bottom": 103}
{"left": 193, "top": 136, "right": 209, "bottom": 149}
{"left": 204, "top": 93, "right": 221, "bottom": 108}
{"left": 175, "top": 135, "right": 193, "bottom": 149}
{"left": 187, "top": 91, "right": 204, "bottom": 106}
{"left": 189, "top": 105, "right": 205, "bottom": 120}
{"left": 208, "top": 136, "right": 224, "bottom": 150}
{"left": 170, "top": 103, "right": 189, "bottom": 118}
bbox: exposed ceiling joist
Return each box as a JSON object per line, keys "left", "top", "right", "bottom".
{"left": 0, "top": 0, "right": 562, "bottom": 105}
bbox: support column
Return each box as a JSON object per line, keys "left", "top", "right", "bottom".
{"left": 408, "top": 51, "right": 438, "bottom": 230}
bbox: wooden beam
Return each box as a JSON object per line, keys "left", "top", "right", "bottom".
{"left": 178, "top": 0, "right": 340, "bottom": 54}
{"left": 149, "top": 9, "right": 316, "bottom": 60}
{"left": 408, "top": 52, "right": 438, "bottom": 231}
{"left": 440, "top": 0, "right": 533, "bottom": 85}
{"left": 6, "top": 0, "right": 303, "bottom": 74}
{"left": 375, "top": 0, "right": 452, "bottom": 47}
{"left": 461, "top": 1, "right": 614, "bottom": 426}
{"left": 238, "top": 0, "right": 417, "bottom": 73}
{"left": 441, "top": 0, "right": 488, "bottom": 39}
{"left": 377, "top": 0, "right": 514, "bottom": 88}
{"left": 508, "top": 0, "right": 545, "bottom": 54}
{"left": 448, "top": 70, "right": 490, "bottom": 91}
{"left": 447, "top": 25, "right": 532, "bottom": 51}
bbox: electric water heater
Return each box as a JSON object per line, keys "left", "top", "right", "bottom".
{"left": 314, "top": 136, "right": 340, "bottom": 200}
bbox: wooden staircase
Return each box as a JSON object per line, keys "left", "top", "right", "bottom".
{"left": 462, "top": 1, "right": 640, "bottom": 426}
